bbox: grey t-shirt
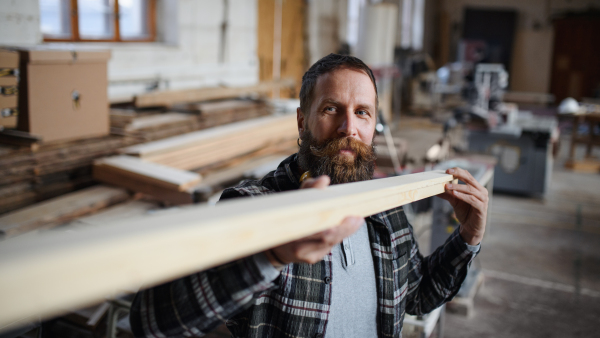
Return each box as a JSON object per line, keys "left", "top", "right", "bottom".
{"left": 253, "top": 221, "right": 378, "bottom": 338}
{"left": 325, "top": 222, "right": 378, "bottom": 338}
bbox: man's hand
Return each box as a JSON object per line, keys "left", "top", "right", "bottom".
{"left": 264, "top": 175, "right": 364, "bottom": 267}
{"left": 438, "top": 167, "right": 488, "bottom": 246}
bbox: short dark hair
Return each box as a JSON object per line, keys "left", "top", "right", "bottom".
{"left": 299, "top": 53, "right": 378, "bottom": 116}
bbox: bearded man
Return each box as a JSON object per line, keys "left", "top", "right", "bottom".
{"left": 130, "top": 54, "right": 488, "bottom": 338}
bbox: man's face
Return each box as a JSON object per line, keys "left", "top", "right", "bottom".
{"left": 298, "top": 67, "right": 377, "bottom": 148}
{"left": 296, "top": 67, "right": 378, "bottom": 184}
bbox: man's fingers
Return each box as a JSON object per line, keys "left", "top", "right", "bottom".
{"left": 437, "top": 192, "right": 458, "bottom": 206}
{"left": 445, "top": 183, "right": 487, "bottom": 203}
{"left": 446, "top": 167, "right": 484, "bottom": 191}
{"left": 299, "top": 216, "right": 363, "bottom": 243}
{"left": 296, "top": 216, "right": 364, "bottom": 262}
{"left": 322, "top": 216, "right": 364, "bottom": 243}
{"left": 300, "top": 175, "right": 331, "bottom": 190}
{"left": 271, "top": 216, "right": 364, "bottom": 265}
{"left": 451, "top": 190, "right": 485, "bottom": 212}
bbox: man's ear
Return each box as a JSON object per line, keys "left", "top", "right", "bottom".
{"left": 297, "top": 107, "right": 305, "bottom": 138}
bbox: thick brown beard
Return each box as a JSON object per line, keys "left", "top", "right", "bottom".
{"left": 297, "top": 131, "right": 376, "bottom": 184}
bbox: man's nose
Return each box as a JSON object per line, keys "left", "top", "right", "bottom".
{"left": 337, "top": 111, "right": 357, "bottom": 137}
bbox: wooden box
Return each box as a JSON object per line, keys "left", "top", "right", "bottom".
{"left": 0, "top": 49, "right": 19, "bottom": 128}
{"left": 17, "top": 48, "right": 111, "bottom": 142}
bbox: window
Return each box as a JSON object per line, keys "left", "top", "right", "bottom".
{"left": 40, "top": 0, "right": 156, "bottom": 42}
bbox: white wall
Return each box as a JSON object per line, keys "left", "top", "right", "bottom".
{"left": 108, "top": 0, "right": 258, "bottom": 101}
{"left": 0, "top": 0, "right": 259, "bottom": 101}
{"left": 0, "top": 0, "right": 42, "bottom": 45}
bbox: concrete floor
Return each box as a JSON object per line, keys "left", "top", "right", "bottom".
{"left": 443, "top": 138, "right": 600, "bottom": 338}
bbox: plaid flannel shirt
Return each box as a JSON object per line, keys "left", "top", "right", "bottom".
{"left": 130, "top": 154, "right": 479, "bottom": 338}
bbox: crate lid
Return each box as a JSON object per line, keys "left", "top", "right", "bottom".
{"left": 18, "top": 47, "right": 111, "bottom": 65}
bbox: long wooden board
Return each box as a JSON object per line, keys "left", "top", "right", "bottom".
{"left": 134, "top": 80, "right": 295, "bottom": 107}
{"left": 0, "top": 171, "right": 454, "bottom": 331}
{"left": 121, "top": 114, "right": 297, "bottom": 158}
{"left": 93, "top": 156, "right": 202, "bottom": 191}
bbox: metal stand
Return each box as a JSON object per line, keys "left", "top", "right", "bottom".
{"left": 106, "top": 299, "right": 132, "bottom": 338}
{"left": 403, "top": 304, "right": 446, "bottom": 338}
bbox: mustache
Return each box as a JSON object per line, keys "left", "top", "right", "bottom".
{"left": 309, "top": 136, "right": 376, "bottom": 163}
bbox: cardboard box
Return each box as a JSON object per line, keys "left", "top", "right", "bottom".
{"left": 0, "top": 49, "right": 19, "bottom": 68}
{"left": 17, "top": 49, "right": 111, "bottom": 142}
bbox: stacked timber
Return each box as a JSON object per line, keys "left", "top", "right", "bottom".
{"left": 0, "top": 99, "right": 276, "bottom": 215}
{"left": 110, "top": 98, "right": 271, "bottom": 141}
{"left": 0, "top": 136, "right": 139, "bottom": 215}
{"left": 94, "top": 114, "right": 298, "bottom": 204}
{"left": 120, "top": 114, "right": 298, "bottom": 170}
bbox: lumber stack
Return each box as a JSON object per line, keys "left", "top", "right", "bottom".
{"left": 0, "top": 99, "right": 276, "bottom": 215}
{"left": 110, "top": 98, "right": 271, "bottom": 141}
{"left": 120, "top": 114, "right": 298, "bottom": 171}
{"left": 134, "top": 80, "right": 295, "bottom": 107}
{"left": 90, "top": 114, "right": 297, "bottom": 204}
{"left": 0, "top": 136, "right": 139, "bottom": 215}
{"left": 0, "top": 171, "right": 455, "bottom": 331}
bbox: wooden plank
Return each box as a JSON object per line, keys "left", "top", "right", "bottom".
{"left": 0, "top": 129, "right": 41, "bottom": 151}
{"left": 0, "top": 185, "right": 130, "bottom": 239}
{"left": 192, "top": 154, "right": 289, "bottom": 201}
{"left": 94, "top": 156, "right": 202, "bottom": 191}
{"left": 121, "top": 114, "right": 297, "bottom": 158}
{"left": 92, "top": 167, "right": 195, "bottom": 206}
{"left": 565, "top": 159, "right": 600, "bottom": 173}
{"left": 257, "top": 0, "right": 305, "bottom": 98}
{"left": 68, "top": 200, "right": 158, "bottom": 228}
{"left": 134, "top": 80, "right": 295, "bottom": 107}
{"left": 0, "top": 171, "right": 454, "bottom": 331}
{"left": 192, "top": 99, "right": 264, "bottom": 114}
{"left": 124, "top": 112, "right": 196, "bottom": 131}
{"left": 150, "top": 135, "right": 295, "bottom": 171}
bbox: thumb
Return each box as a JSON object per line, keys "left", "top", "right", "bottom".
{"left": 301, "top": 175, "right": 331, "bottom": 189}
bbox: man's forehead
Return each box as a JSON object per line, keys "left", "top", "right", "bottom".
{"left": 313, "top": 68, "right": 377, "bottom": 106}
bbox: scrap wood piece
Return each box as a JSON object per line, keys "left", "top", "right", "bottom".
{"left": 120, "top": 114, "right": 297, "bottom": 158}
{"left": 191, "top": 99, "right": 265, "bottom": 115}
{"left": 0, "top": 185, "right": 130, "bottom": 239}
{"left": 0, "top": 171, "right": 455, "bottom": 331}
{"left": 93, "top": 167, "right": 195, "bottom": 205}
{"left": 94, "top": 156, "right": 202, "bottom": 191}
{"left": 123, "top": 112, "right": 196, "bottom": 132}
{"left": 69, "top": 200, "right": 159, "bottom": 228}
{"left": 565, "top": 159, "right": 600, "bottom": 173}
{"left": 0, "top": 129, "right": 42, "bottom": 151}
{"left": 134, "top": 79, "right": 295, "bottom": 107}
{"left": 192, "top": 154, "right": 290, "bottom": 202}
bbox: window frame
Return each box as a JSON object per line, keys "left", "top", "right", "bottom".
{"left": 43, "top": 0, "right": 157, "bottom": 43}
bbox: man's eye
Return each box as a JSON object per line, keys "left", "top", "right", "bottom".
{"left": 325, "top": 107, "right": 336, "bottom": 112}
{"left": 356, "top": 110, "right": 368, "bottom": 116}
